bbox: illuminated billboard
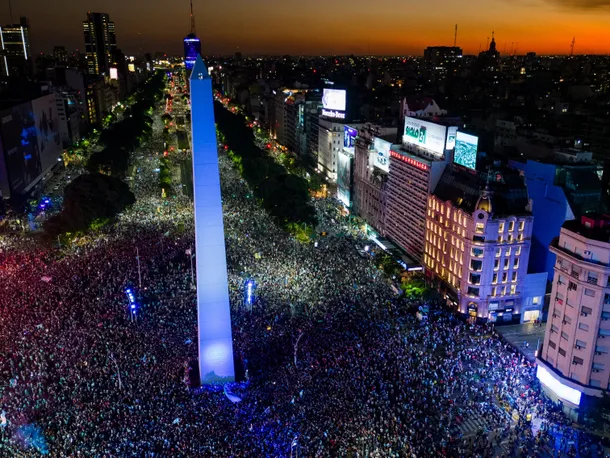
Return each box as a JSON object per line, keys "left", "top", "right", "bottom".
{"left": 184, "top": 34, "right": 202, "bottom": 70}
{"left": 536, "top": 365, "right": 581, "bottom": 406}
{"left": 337, "top": 150, "right": 353, "bottom": 208}
{"left": 373, "top": 137, "right": 391, "bottom": 173}
{"left": 344, "top": 125, "right": 357, "bottom": 151}
{"left": 454, "top": 132, "right": 478, "bottom": 170}
{"left": 322, "top": 89, "right": 346, "bottom": 112}
{"left": 402, "top": 117, "right": 447, "bottom": 157}
{"left": 128, "top": 63, "right": 136, "bottom": 73}
{"left": 445, "top": 126, "right": 458, "bottom": 151}
{"left": 109, "top": 67, "right": 118, "bottom": 80}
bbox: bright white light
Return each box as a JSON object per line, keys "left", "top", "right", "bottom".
{"left": 20, "top": 27, "right": 28, "bottom": 60}
{"left": 364, "top": 245, "right": 370, "bottom": 252}
{"left": 536, "top": 365, "right": 582, "bottom": 406}
{"left": 203, "top": 342, "right": 231, "bottom": 367}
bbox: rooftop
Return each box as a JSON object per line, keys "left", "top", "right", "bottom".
{"left": 433, "top": 164, "right": 530, "bottom": 217}
{"left": 562, "top": 215, "right": 610, "bottom": 244}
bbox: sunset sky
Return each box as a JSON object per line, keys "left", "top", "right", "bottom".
{"left": 5, "top": 0, "right": 610, "bottom": 56}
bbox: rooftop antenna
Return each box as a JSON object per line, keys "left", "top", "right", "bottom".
{"left": 486, "top": 37, "right": 489, "bottom": 50}
{"left": 190, "top": 0, "right": 196, "bottom": 35}
{"left": 8, "top": 0, "right": 13, "bottom": 23}
{"left": 570, "top": 37, "right": 576, "bottom": 56}
{"left": 453, "top": 24, "right": 458, "bottom": 47}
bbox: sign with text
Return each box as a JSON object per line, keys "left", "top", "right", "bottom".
{"left": 402, "top": 116, "right": 447, "bottom": 157}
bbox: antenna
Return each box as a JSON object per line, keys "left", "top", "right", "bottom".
{"left": 190, "top": 0, "right": 196, "bottom": 35}
{"left": 8, "top": 0, "right": 13, "bottom": 23}
{"left": 486, "top": 37, "right": 489, "bottom": 50}
{"left": 570, "top": 37, "right": 576, "bottom": 56}
{"left": 454, "top": 24, "right": 458, "bottom": 47}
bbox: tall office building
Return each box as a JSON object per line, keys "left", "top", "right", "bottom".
{"left": 538, "top": 214, "right": 610, "bottom": 419}
{"left": 83, "top": 12, "right": 117, "bottom": 76}
{"left": 0, "top": 17, "right": 32, "bottom": 78}
{"left": 184, "top": 0, "right": 201, "bottom": 70}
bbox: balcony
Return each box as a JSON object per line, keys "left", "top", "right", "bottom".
{"left": 587, "top": 276, "right": 599, "bottom": 285}
{"left": 570, "top": 270, "right": 580, "bottom": 279}
{"left": 551, "top": 239, "right": 610, "bottom": 268}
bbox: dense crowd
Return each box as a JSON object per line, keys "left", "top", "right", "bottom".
{"left": 0, "top": 104, "right": 607, "bottom": 458}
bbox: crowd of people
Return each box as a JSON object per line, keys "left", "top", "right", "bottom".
{"left": 0, "top": 100, "right": 607, "bottom": 458}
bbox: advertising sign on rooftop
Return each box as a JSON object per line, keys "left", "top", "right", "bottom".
{"left": 402, "top": 116, "right": 447, "bottom": 157}
{"left": 322, "top": 88, "right": 346, "bottom": 112}
{"left": 373, "top": 137, "right": 391, "bottom": 173}
{"left": 454, "top": 132, "right": 478, "bottom": 170}
{"left": 344, "top": 125, "right": 358, "bottom": 153}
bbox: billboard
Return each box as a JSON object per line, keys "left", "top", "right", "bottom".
{"left": 32, "top": 94, "right": 62, "bottom": 172}
{"left": 322, "top": 88, "right": 346, "bottom": 112}
{"left": 373, "top": 137, "right": 391, "bottom": 173}
{"left": 402, "top": 116, "right": 447, "bottom": 157}
{"left": 337, "top": 150, "right": 353, "bottom": 208}
{"left": 0, "top": 102, "right": 42, "bottom": 196}
{"left": 445, "top": 126, "right": 458, "bottom": 151}
{"left": 454, "top": 132, "right": 478, "bottom": 170}
{"left": 109, "top": 67, "right": 118, "bottom": 80}
{"left": 128, "top": 63, "right": 136, "bottom": 73}
{"left": 344, "top": 125, "right": 357, "bottom": 151}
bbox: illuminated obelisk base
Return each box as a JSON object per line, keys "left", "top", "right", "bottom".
{"left": 190, "top": 55, "right": 235, "bottom": 384}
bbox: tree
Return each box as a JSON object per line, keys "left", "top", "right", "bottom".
{"left": 44, "top": 174, "right": 135, "bottom": 237}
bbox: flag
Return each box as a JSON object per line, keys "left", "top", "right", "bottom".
{"left": 223, "top": 385, "right": 242, "bottom": 404}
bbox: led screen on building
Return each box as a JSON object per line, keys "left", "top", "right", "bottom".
{"left": 402, "top": 116, "right": 447, "bottom": 157}
{"left": 31, "top": 94, "right": 62, "bottom": 172}
{"left": 322, "top": 89, "right": 346, "bottom": 112}
{"left": 109, "top": 67, "right": 118, "bottom": 80}
{"left": 454, "top": 132, "right": 478, "bottom": 170}
{"left": 373, "top": 138, "right": 391, "bottom": 173}
{"left": 445, "top": 126, "right": 458, "bottom": 151}
{"left": 184, "top": 35, "right": 202, "bottom": 70}
{"left": 344, "top": 125, "right": 357, "bottom": 151}
{"left": 337, "top": 150, "right": 353, "bottom": 208}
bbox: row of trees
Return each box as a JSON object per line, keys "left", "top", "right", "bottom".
{"left": 215, "top": 101, "right": 317, "bottom": 228}
{"left": 44, "top": 72, "right": 166, "bottom": 239}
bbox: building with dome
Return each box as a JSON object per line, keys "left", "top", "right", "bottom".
{"left": 424, "top": 164, "right": 547, "bottom": 323}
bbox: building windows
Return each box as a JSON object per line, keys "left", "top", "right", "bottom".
{"left": 469, "top": 273, "right": 481, "bottom": 285}
{"left": 557, "top": 275, "right": 566, "bottom": 286}
{"left": 579, "top": 323, "right": 590, "bottom": 331}
{"left": 495, "top": 248, "right": 501, "bottom": 258}
{"left": 508, "top": 234, "right": 514, "bottom": 243}
{"left": 492, "top": 273, "right": 498, "bottom": 284}
{"left": 584, "top": 288, "right": 596, "bottom": 298}
{"left": 510, "top": 284, "right": 516, "bottom": 295}
{"left": 498, "top": 235, "right": 504, "bottom": 243}
{"left": 494, "top": 260, "right": 500, "bottom": 271}
{"left": 498, "top": 221, "right": 505, "bottom": 232}
{"left": 558, "top": 347, "right": 567, "bottom": 357}
{"left": 563, "top": 316, "right": 572, "bottom": 325}
{"left": 550, "top": 324, "right": 559, "bottom": 333}
{"left": 517, "top": 233, "right": 523, "bottom": 242}
{"left": 581, "top": 306, "right": 593, "bottom": 316}
{"left": 548, "top": 340, "right": 557, "bottom": 349}
{"left": 575, "top": 339, "right": 587, "bottom": 349}
{"left": 515, "top": 246, "right": 521, "bottom": 256}
{"left": 467, "top": 286, "right": 479, "bottom": 297}
{"left": 561, "top": 331, "right": 570, "bottom": 341}
{"left": 600, "top": 329, "right": 610, "bottom": 338}
{"left": 573, "top": 356, "right": 584, "bottom": 365}
{"left": 470, "top": 260, "right": 482, "bottom": 271}
{"left": 587, "top": 272, "right": 598, "bottom": 285}
{"left": 596, "top": 345, "right": 609, "bottom": 354}
{"left": 475, "top": 222, "right": 484, "bottom": 233}
{"left": 513, "top": 258, "right": 520, "bottom": 269}
{"left": 593, "top": 363, "right": 605, "bottom": 372}
{"left": 512, "top": 272, "right": 518, "bottom": 283}
{"left": 492, "top": 287, "right": 497, "bottom": 296}
{"left": 518, "top": 220, "right": 525, "bottom": 231}
{"left": 471, "top": 247, "right": 484, "bottom": 257}
{"left": 504, "top": 259, "right": 509, "bottom": 270}
{"left": 502, "top": 272, "right": 508, "bottom": 283}
{"left": 568, "top": 281, "right": 577, "bottom": 291}
{"left": 508, "top": 221, "right": 515, "bottom": 232}
{"left": 505, "top": 247, "right": 512, "bottom": 257}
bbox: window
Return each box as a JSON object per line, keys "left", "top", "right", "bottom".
{"left": 579, "top": 323, "right": 590, "bottom": 331}
{"left": 602, "top": 312, "right": 610, "bottom": 320}
{"left": 492, "top": 273, "right": 498, "bottom": 284}
{"left": 498, "top": 235, "right": 504, "bottom": 243}
{"left": 504, "top": 259, "right": 509, "bottom": 270}
{"left": 581, "top": 306, "right": 593, "bottom": 315}
{"left": 492, "top": 287, "right": 497, "bottom": 296}
{"left": 470, "top": 260, "right": 482, "bottom": 271}
{"left": 517, "top": 233, "right": 523, "bottom": 241}
{"left": 596, "top": 345, "right": 608, "bottom": 354}
{"left": 563, "top": 316, "right": 572, "bottom": 325}
{"left": 495, "top": 248, "right": 501, "bottom": 258}
{"left": 575, "top": 339, "right": 587, "bottom": 349}
{"left": 508, "top": 221, "right": 515, "bottom": 232}
{"left": 558, "top": 347, "right": 566, "bottom": 357}
{"left": 593, "top": 363, "right": 605, "bottom": 371}
{"left": 557, "top": 275, "right": 566, "bottom": 286}
{"left": 469, "top": 273, "right": 481, "bottom": 285}
{"left": 518, "top": 220, "right": 525, "bottom": 231}
{"left": 561, "top": 331, "right": 569, "bottom": 341}
{"left": 508, "top": 234, "right": 514, "bottom": 243}
{"left": 494, "top": 259, "right": 500, "bottom": 271}
{"left": 512, "top": 272, "right": 518, "bottom": 283}
{"left": 549, "top": 340, "right": 557, "bottom": 349}
{"left": 471, "top": 247, "right": 484, "bottom": 258}
{"left": 498, "top": 221, "right": 505, "bottom": 233}
{"left": 505, "top": 247, "right": 512, "bottom": 257}
{"left": 568, "top": 281, "right": 577, "bottom": 291}
{"left": 573, "top": 356, "right": 584, "bottom": 365}
{"left": 510, "top": 284, "right": 516, "bottom": 295}
{"left": 513, "top": 258, "right": 520, "bottom": 269}
{"left": 467, "top": 287, "right": 479, "bottom": 297}
{"left": 584, "top": 288, "right": 596, "bottom": 298}
{"left": 599, "top": 329, "right": 610, "bottom": 337}
{"left": 515, "top": 246, "right": 521, "bottom": 256}
{"left": 475, "top": 222, "right": 484, "bottom": 233}
{"left": 551, "top": 324, "right": 559, "bottom": 333}
{"left": 502, "top": 272, "right": 508, "bottom": 283}
{"left": 605, "top": 293, "right": 610, "bottom": 305}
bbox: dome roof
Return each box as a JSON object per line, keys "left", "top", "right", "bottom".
{"left": 476, "top": 184, "right": 493, "bottom": 213}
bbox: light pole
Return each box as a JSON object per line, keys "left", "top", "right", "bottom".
{"left": 136, "top": 248, "right": 142, "bottom": 288}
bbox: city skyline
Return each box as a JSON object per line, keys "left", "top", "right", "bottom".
{"left": 2, "top": 0, "right": 610, "bottom": 56}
